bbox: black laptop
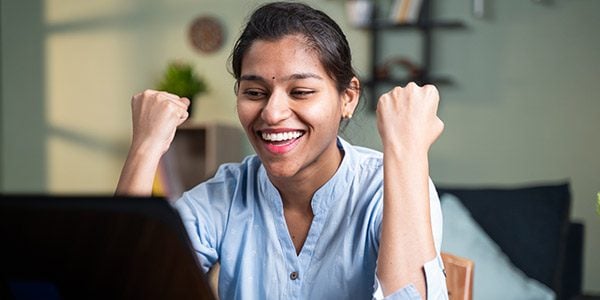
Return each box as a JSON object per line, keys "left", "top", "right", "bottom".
{"left": 0, "top": 195, "right": 216, "bottom": 300}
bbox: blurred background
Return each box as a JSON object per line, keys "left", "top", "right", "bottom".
{"left": 1, "top": 0, "right": 599, "bottom": 295}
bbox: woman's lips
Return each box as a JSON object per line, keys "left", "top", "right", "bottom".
{"left": 258, "top": 130, "right": 305, "bottom": 154}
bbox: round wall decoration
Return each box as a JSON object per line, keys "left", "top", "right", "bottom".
{"left": 188, "top": 15, "right": 225, "bottom": 54}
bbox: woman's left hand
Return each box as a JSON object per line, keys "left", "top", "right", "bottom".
{"left": 376, "top": 82, "right": 444, "bottom": 155}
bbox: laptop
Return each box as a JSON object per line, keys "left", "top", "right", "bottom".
{"left": 0, "top": 195, "right": 216, "bottom": 300}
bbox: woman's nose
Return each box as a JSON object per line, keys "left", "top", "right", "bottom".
{"left": 261, "top": 91, "right": 291, "bottom": 125}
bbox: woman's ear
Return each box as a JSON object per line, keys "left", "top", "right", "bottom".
{"left": 341, "top": 76, "right": 360, "bottom": 119}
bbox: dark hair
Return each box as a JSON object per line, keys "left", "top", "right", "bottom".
{"left": 230, "top": 1, "right": 358, "bottom": 93}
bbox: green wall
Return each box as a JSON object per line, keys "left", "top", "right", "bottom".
{"left": 1, "top": 0, "right": 599, "bottom": 293}
{"left": 347, "top": 0, "right": 600, "bottom": 293}
{"left": 1, "top": 1, "right": 46, "bottom": 192}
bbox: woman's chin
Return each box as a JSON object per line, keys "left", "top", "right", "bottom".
{"left": 262, "top": 161, "right": 301, "bottom": 180}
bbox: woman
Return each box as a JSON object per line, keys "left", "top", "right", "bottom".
{"left": 116, "top": 2, "right": 447, "bottom": 299}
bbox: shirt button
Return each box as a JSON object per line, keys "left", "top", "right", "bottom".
{"left": 289, "top": 271, "right": 299, "bottom": 280}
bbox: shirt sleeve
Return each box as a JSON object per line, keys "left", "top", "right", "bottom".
{"left": 371, "top": 179, "right": 448, "bottom": 300}
{"left": 173, "top": 194, "right": 220, "bottom": 274}
{"left": 425, "top": 179, "right": 448, "bottom": 300}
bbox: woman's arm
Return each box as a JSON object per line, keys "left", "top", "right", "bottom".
{"left": 115, "top": 90, "right": 190, "bottom": 196}
{"left": 375, "top": 83, "right": 444, "bottom": 298}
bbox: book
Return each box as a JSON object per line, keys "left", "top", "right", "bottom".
{"left": 406, "top": 0, "right": 424, "bottom": 23}
{"left": 389, "top": 0, "right": 424, "bottom": 24}
{"left": 389, "top": 0, "right": 410, "bottom": 23}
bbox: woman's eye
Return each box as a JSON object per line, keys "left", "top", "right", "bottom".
{"left": 291, "top": 90, "right": 315, "bottom": 98}
{"left": 242, "top": 90, "right": 267, "bottom": 100}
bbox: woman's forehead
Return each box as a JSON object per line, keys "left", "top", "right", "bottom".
{"left": 241, "top": 36, "right": 326, "bottom": 76}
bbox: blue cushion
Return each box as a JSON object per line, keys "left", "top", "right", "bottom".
{"left": 440, "top": 194, "right": 555, "bottom": 300}
{"left": 437, "top": 183, "right": 570, "bottom": 290}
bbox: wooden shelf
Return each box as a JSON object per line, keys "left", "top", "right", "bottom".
{"left": 157, "top": 122, "right": 245, "bottom": 200}
{"left": 367, "top": 20, "right": 465, "bottom": 30}
{"left": 362, "top": 75, "right": 454, "bottom": 87}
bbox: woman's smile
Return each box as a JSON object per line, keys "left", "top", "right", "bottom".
{"left": 258, "top": 129, "right": 306, "bottom": 154}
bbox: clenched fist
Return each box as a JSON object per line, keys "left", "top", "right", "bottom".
{"left": 376, "top": 82, "right": 444, "bottom": 155}
{"left": 130, "top": 89, "right": 191, "bottom": 156}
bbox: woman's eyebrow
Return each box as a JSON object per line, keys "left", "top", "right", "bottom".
{"left": 284, "top": 73, "right": 323, "bottom": 81}
{"left": 239, "top": 73, "right": 323, "bottom": 82}
{"left": 239, "top": 74, "right": 265, "bottom": 82}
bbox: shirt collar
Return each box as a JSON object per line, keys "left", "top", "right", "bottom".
{"left": 258, "top": 136, "right": 355, "bottom": 216}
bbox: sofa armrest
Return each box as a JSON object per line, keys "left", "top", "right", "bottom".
{"left": 560, "top": 222, "right": 584, "bottom": 300}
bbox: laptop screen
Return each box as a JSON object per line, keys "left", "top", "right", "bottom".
{"left": 0, "top": 195, "right": 215, "bottom": 300}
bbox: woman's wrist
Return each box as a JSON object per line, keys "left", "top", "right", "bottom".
{"left": 115, "top": 142, "right": 164, "bottom": 196}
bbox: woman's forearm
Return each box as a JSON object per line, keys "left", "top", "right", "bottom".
{"left": 377, "top": 147, "right": 436, "bottom": 297}
{"left": 375, "top": 83, "right": 443, "bottom": 298}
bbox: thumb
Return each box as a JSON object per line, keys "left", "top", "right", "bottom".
{"left": 180, "top": 97, "right": 191, "bottom": 108}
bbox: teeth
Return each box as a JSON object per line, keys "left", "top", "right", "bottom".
{"left": 261, "top": 131, "right": 303, "bottom": 142}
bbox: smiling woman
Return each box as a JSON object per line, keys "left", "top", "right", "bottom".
{"left": 116, "top": 2, "right": 447, "bottom": 299}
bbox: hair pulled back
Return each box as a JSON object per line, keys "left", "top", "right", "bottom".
{"left": 230, "top": 1, "right": 357, "bottom": 93}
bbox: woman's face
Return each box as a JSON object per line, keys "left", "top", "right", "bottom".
{"left": 236, "top": 35, "right": 356, "bottom": 182}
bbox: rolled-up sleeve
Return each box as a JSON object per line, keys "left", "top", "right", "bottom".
{"left": 423, "top": 254, "right": 448, "bottom": 299}
{"left": 372, "top": 255, "right": 447, "bottom": 300}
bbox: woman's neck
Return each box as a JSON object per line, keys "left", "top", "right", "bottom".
{"left": 270, "top": 146, "right": 344, "bottom": 212}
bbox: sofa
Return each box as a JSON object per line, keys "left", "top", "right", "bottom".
{"left": 437, "top": 182, "right": 583, "bottom": 300}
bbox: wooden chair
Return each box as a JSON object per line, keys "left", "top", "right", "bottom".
{"left": 441, "top": 252, "right": 474, "bottom": 300}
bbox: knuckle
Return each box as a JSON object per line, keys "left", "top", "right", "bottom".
{"left": 159, "top": 100, "right": 173, "bottom": 111}
{"left": 407, "top": 82, "right": 419, "bottom": 89}
{"left": 424, "top": 84, "right": 439, "bottom": 94}
{"left": 392, "top": 86, "right": 404, "bottom": 94}
{"left": 436, "top": 118, "right": 445, "bottom": 131}
{"left": 142, "top": 89, "right": 155, "bottom": 97}
{"left": 378, "top": 93, "right": 390, "bottom": 105}
{"left": 423, "top": 83, "right": 435, "bottom": 90}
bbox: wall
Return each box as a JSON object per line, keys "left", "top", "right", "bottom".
{"left": 1, "top": 1, "right": 46, "bottom": 192}
{"left": 1, "top": 0, "right": 598, "bottom": 293}
{"left": 345, "top": 0, "right": 600, "bottom": 293}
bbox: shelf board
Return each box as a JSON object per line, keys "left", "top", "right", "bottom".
{"left": 366, "top": 20, "right": 465, "bottom": 30}
{"left": 362, "top": 76, "right": 454, "bottom": 87}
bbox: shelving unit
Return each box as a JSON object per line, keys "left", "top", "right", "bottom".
{"left": 156, "top": 122, "right": 245, "bottom": 200}
{"left": 364, "top": 0, "right": 465, "bottom": 109}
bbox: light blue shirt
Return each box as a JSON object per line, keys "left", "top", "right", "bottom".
{"left": 174, "top": 138, "right": 447, "bottom": 299}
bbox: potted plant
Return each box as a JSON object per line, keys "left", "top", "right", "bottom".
{"left": 156, "top": 61, "right": 207, "bottom": 117}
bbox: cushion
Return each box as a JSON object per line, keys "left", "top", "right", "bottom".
{"left": 440, "top": 194, "right": 555, "bottom": 300}
{"left": 437, "top": 183, "right": 570, "bottom": 290}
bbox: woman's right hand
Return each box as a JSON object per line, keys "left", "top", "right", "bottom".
{"left": 130, "top": 89, "right": 190, "bottom": 156}
{"left": 115, "top": 90, "right": 190, "bottom": 196}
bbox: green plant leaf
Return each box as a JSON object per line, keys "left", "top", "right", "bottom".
{"left": 156, "top": 61, "right": 207, "bottom": 99}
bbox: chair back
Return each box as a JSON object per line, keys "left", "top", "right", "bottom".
{"left": 441, "top": 252, "right": 474, "bottom": 300}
